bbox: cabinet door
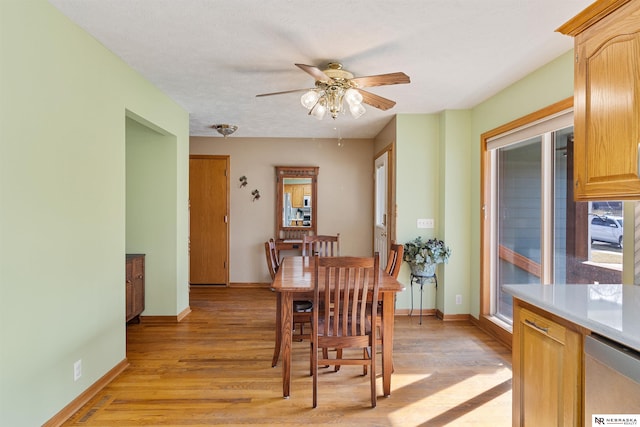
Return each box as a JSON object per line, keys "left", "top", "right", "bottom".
{"left": 573, "top": 0, "right": 640, "bottom": 200}
{"left": 292, "top": 185, "right": 304, "bottom": 207}
{"left": 131, "top": 256, "right": 145, "bottom": 317}
{"left": 125, "top": 282, "right": 134, "bottom": 321}
{"left": 513, "top": 305, "right": 582, "bottom": 426}
{"left": 126, "top": 255, "right": 145, "bottom": 322}
{"left": 125, "top": 259, "right": 134, "bottom": 321}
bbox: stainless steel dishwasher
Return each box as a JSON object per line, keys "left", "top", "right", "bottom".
{"left": 584, "top": 334, "right": 640, "bottom": 424}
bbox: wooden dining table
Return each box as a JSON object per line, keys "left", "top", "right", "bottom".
{"left": 270, "top": 255, "right": 405, "bottom": 398}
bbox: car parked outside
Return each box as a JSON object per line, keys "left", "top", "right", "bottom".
{"left": 590, "top": 215, "right": 624, "bottom": 248}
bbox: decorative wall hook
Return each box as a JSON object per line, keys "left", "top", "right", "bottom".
{"left": 239, "top": 175, "right": 247, "bottom": 188}
{"left": 251, "top": 189, "right": 260, "bottom": 201}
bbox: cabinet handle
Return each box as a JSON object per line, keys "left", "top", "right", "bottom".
{"left": 524, "top": 318, "right": 549, "bottom": 334}
{"left": 126, "top": 280, "right": 132, "bottom": 284}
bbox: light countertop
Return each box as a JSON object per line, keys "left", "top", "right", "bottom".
{"left": 503, "top": 284, "right": 640, "bottom": 352}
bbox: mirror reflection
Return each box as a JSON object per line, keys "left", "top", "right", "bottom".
{"left": 275, "top": 166, "right": 318, "bottom": 240}
{"left": 283, "top": 178, "right": 312, "bottom": 228}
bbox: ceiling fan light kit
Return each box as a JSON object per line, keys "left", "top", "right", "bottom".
{"left": 301, "top": 85, "right": 365, "bottom": 120}
{"left": 256, "top": 62, "right": 410, "bottom": 121}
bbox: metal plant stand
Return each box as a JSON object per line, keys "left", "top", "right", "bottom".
{"left": 409, "top": 272, "right": 437, "bottom": 325}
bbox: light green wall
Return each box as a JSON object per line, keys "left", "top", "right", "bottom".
{"left": 393, "top": 112, "right": 472, "bottom": 315}
{"left": 392, "top": 51, "right": 575, "bottom": 317}
{"left": 439, "top": 110, "right": 472, "bottom": 314}
{"left": 394, "top": 114, "right": 441, "bottom": 310}
{"left": 467, "top": 50, "right": 575, "bottom": 318}
{"left": 0, "top": 1, "right": 189, "bottom": 425}
{"left": 126, "top": 117, "right": 188, "bottom": 315}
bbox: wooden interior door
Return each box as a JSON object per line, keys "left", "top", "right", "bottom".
{"left": 189, "top": 155, "right": 229, "bottom": 285}
{"left": 374, "top": 148, "right": 395, "bottom": 265}
{"left": 374, "top": 151, "right": 389, "bottom": 266}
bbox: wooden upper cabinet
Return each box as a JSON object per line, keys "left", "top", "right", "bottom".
{"left": 285, "top": 184, "right": 307, "bottom": 207}
{"left": 558, "top": 0, "right": 640, "bottom": 200}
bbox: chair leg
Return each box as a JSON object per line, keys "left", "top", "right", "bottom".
{"left": 310, "top": 344, "right": 321, "bottom": 375}
{"left": 294, "top": 321, "right": 303, "bottom": 342}
{"left": 320, "top": 347, "right": 329, "bottom": 369}
{"left": 363, "top": 348, "right": 369, "bottom": 375}
{"left": 334, "top": 349, "right": 342, "bottom": 372}
{"left": 312, "top": 342, "right": 318, "bottom": 408}
{"left": 370, "top": 351, "right": 376, "bottom": 408}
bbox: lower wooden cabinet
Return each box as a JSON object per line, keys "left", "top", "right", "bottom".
{"left": 126, "top": 254, "right": 145, "bottom": 323}
{"left": 512, "top": 301, "right": 583, "bottom": 426}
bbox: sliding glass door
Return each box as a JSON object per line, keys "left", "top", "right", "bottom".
{"left": 487, "top": 122, "right": 622, "bottom": 325}
{"left": 494, "top": 137, "right": 542, "bottom": 323}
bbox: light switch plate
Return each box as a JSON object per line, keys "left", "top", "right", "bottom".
{"left": 74, "top": 359, "right": 82, "bottom": 381}
{"left": 417, "top": 218, "right": 434, "bottom": 229}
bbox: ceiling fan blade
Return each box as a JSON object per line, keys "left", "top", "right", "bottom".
{"left": 256, "top": 88, "right": 310, "bottom": 97}
{"left": 358, "top": 89, "right": 396, "bottom": 111}
{"left": 295, "top": 63, "right": 332, "bottom": 82}
{"left": 351, "top": 72, "right": 410, "bottom": 88}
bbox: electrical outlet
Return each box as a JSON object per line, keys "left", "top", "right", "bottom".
{"left": 74, "top": 359, "right": 82, "bottom": 381}
{"left": 455, "top": 294, "right": 462, "bottom": 305}
{"left": 417, "top": 218, "right": 434, "bottom": 229}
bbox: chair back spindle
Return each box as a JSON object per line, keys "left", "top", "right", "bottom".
{"left": 302, "top": 234, "right": 340, "bottom": 257}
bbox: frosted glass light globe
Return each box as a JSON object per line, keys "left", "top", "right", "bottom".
{"left": 344, "top": 88, "right": 363, "bottom": 106}
{"left": 301, "top": 90, "right": 320, "bottom": 110}
{"left": 311, "top": 103, "right": 326, "bottom": 120}
{"left": 349, "top": 103, "right": 365, "bottom": 119}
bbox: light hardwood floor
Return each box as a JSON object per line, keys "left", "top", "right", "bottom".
{"left": 63, "top": 287, "right": 512, "bottom": 426}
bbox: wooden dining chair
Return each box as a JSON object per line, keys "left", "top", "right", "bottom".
{"left": 385, "top": 242, "right": 404, "bottom": 279}
{"left": 265, "top": 240, "right": 312, "bottom": 367}
{"left": 265, "top": 239, "right": 280, "bottom": 279}
{"left": 302, "top": 234, "right": 340, "bottom": 257}
{"left": 377, "top": 242, "right": 404, "bottom": 352}
{"left": 311, "top": 253, "right": 380, "bottom": 408}
{"left": 332, "top": 243, "right": 404, "bottom": 369}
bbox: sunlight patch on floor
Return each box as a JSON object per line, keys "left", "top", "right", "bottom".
{"left": 388, "top": 370, "right": 512, "bottom": 427}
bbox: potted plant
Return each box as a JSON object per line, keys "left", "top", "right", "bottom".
{"left": 403, "top": 236, "right": 451, "bottom": 277}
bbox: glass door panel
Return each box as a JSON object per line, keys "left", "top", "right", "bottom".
{"left": 495, "top": 136, "right": 542, "bottom": 322}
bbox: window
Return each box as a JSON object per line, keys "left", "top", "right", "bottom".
{"left": 481, "top": 100, "right": 622, "bottom": 331}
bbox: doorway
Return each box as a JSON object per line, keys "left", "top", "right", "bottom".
{"left": 374, "top": 146, "right": 395, "bottom": 265}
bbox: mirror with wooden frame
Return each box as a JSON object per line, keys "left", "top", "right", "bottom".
{"left": 275, "top": 166, "right": 318, "bottom": 241}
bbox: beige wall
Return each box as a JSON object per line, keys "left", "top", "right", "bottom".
{"left": 190, "top": 136, "right": 376, "bottom": 283}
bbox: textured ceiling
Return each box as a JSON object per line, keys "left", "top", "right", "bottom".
{"left": 48, "top": 0, "right": 592, "bottom": 139}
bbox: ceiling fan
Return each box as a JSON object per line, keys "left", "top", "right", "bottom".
{"left": 256, "top": 62, "right": 411, "bottom": 120}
